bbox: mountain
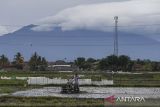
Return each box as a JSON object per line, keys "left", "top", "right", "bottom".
{"left": 0, "top": 25, "right": 160, "bottom": 61}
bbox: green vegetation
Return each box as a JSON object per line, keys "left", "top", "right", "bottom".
{"left": 12, "top": 52, "right": 24, "bottom": 70}
{"left": 98, "top": 55, "right": 131, "bottom": 71}
{"left": 0, "top": 71, "right": 109, "bottom": 79}
{"left": 1, "top": 52, "right": 160, "bottom": 72}
{"left": 0, "top": 96, "right": 104, "bottom": 107}
{"left": 0, "top": 79, "right": 27, "bottom": 86}
{"left": 0, "top": 96, "right": 159, "bottom": 107}
{"left": 91, "top": 76, "right": 102, "bottom": 81}
{"left": 29, "top": 52, "right": 47, "bottom": 71}
{"left": 113, "top": 73, "right": 160, "bottom": 87}
{"left": 0, "top": 52, "right": 48, "bottom": 72}
{"left": 0, "top": 54, "right": 10, "bottom": 68}
{"left": 1, "top": 71, "right": 160, "bottom": 87}
{"left": 0, "top": 87, "right": 17, "bottom": 94}
{"left": 74, "top": 55, "right": 160, "bottom": 72}
{"left": 0, "top": 86, "right": 44, "bottom": 94}
{"left": 0, "top": 86, "right": 26, "bottom": 94}
{"left": 0, "top": 78, "right": 28, "bottom": 93}
{"left": 1, "top": 71, "right": 160, "bottom": 80}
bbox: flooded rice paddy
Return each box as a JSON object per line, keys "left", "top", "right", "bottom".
{"left": 12, "top": 87, "right": 160, "bottom": 99}
{"left": 1, "top": 76, "right": 160, "bottom": 99}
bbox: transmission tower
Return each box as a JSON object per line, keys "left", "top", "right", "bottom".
{"left": 114, "top": 16, "right": 118, "bottom": 56}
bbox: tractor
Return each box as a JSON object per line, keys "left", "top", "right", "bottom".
{"left": 61, "top": 74, "right": 80, "bottom": 94}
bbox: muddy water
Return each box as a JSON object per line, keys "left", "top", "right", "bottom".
{"left": 12, "top": 87, "right": 160, "bottom": 98}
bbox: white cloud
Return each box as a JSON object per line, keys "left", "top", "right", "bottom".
{"left": 0, "top": 0, "right": 126, "bottom": 26}
{"left": 32, "top": 0, "right": 160, "bottom": 36}
{"left": 0, "top": 26, "right": 8, "bottom": 36}
{"left": 0, "top": 26, "right": 21, "bottom": 36}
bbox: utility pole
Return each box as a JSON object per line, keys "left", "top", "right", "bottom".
{"left": 114, "top": 16, "right": 118, "bottom": 56}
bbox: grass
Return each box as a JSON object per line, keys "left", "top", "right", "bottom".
{"left": 113, "top": 73, "right": 160, "bottom": 87}
{"left": 0, "top": 86, "right": 25, "bottom": 94}
{"left": 0, "top": 96, "right": 159, "bottom": 107}
{"left": 1, "top": 71, "right": 160, "bottom": 87}
{"left": 0, "top": 71, "right": 109, "bottom": 79}
{"left": 0, "top": 86, "right": 18, "bottom": 94}
{"left": 0, "top": 86, "right": 44, "bottom": 94}
{"left": 0, "top": 79, "right": 38, "bottom": 94}
{"left": 0, "top": 96, "right": 104, "bottom": 107}
{"left": 0, "top": 79, "right": 27, "bottom": 86}
{"left": 114, "top": 80, "right": 160, "bottom": 87}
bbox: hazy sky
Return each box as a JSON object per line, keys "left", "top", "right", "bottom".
{"left": 0, "top": 0, "right": 129, "bottom": 25}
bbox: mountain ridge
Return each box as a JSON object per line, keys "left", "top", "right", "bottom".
{"left": 0, "top": 24, "right": 159, "bottom": 61}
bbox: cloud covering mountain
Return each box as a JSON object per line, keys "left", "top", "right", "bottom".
{"left": 0, "top": 0, "right": 130, "bottom": 36}
{"left": 0, "top": 26, "right": 8, "bottom": 35}
{"left": 32, "top": 0, "right": 160, "bottom": 39}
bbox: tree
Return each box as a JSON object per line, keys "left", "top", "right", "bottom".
{"left": 87, "top": 58, "right": 96, "bottom": 63}
{"left": 98, "top": 55, "right": 132, "bottom": 72}
{"left": 107, "top": 55, "right": 119, "bottom": 71}
{"left": 0, "top": 54, "right": 10, "bottom": 68}
{"left": 151, "top": 62, "right": 160, "bottom": 71}
{"left": 85, "top": 58, "right": 97, "bottom": 70}
{"left": 127, "top": 61, "right": 134, "bottom": 72}
{"left": 118, "top": 55, "right": 131, "bottom": 71}
{"left": 28, "top": 52, "right": 39, "bottom": 71}
{"left": 142, "top": 60, "right": 152, "bottom": 71}
{"left": 39, "top": 57, "right": 48, "bottom": 71}
{"left": 98, "top": 58, "right": 108, "bottom": 70}
{"left": 74, "top": 57, "right": 86, "bottom": 70}
{"left": 28, "top": 52, "right": 48, "bottom": 71}
{"left": 13, "top": 52, "right": 24, "bottom": 69}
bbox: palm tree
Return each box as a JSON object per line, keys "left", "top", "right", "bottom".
{"left": 0, "top": 54, "right": 10, "bottom": 68}
{"left": 13, "top": 52, "right": 24, "bottom": 69}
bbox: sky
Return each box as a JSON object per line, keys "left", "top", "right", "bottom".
{"left": 0, "top": 0, "right": 129, "bottom": 35}
{"left": 0, "top": 0, "right": 160, "bottom": 41}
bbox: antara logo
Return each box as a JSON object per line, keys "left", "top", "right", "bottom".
{"left": 105, "top": 95, "right": 145, "bottom": 104}
{"left": 104, "top": 95, "right": 115, "bottom": 104}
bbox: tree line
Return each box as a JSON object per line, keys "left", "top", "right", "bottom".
{"left": 74, "top": 55, "right": 131, "bottom": 71}
{"left": 74, "top": 55, "right": 160, "bottom": 72}
{"left": 0, "top": 52, "right": 47, "bottom": 71}
{"left": 0, "top": 52, "right": 160, "bottom": 72}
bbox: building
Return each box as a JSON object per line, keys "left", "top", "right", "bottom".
{"left": 47, "top": 60, "right": 79, "bottom": 72}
